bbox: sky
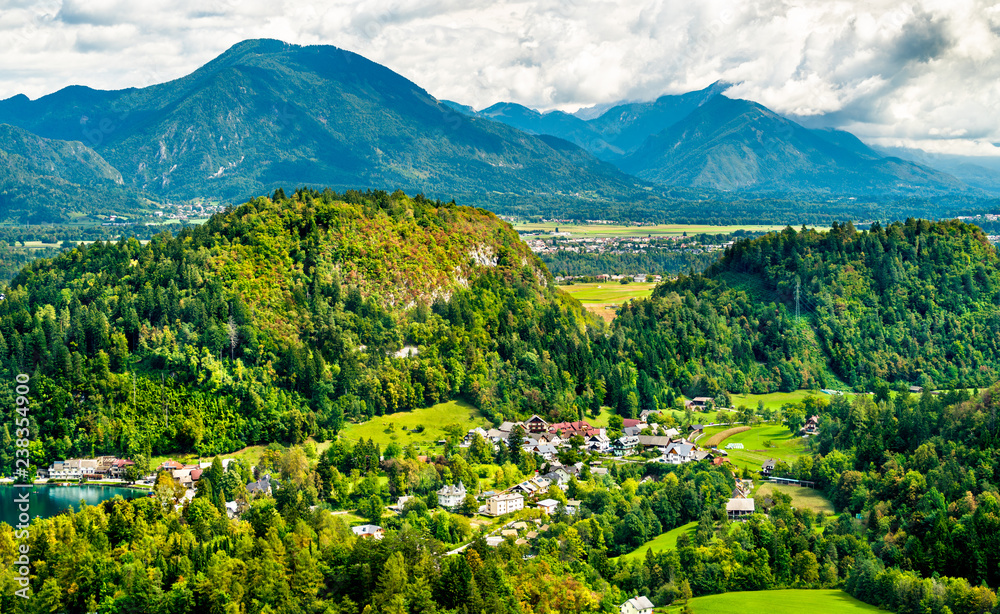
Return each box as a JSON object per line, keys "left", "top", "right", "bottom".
{"left": 2, "top": 0, "right": 1000, "bottom": 156}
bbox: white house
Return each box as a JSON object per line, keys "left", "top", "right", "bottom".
{"left": 537, "top": 498, "right": 560, "bottom": 515}
{"left": 621, "top": 596, "right": 654, "bottom": 614}
{"left": 486, "top": 492, "right": 524, "bottom": 516}
{"left": 437, "top": 482, "right": 467, "bottom": 509}
{"left": 351, "top": 525, "right": 385, "bottom": 540}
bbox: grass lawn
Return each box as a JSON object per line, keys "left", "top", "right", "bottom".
{"left": 586, "top": 407, "right": 615, "bottom": 428}
{"left": 340, "top": 400, "right": 484, "bottom": 449}
{"left": 755, "top": 482, "right": 835, "bottom": 514}
{"left": 703, "top": 426, "right": 750, "bottom": 447}
{"left": 615, "top": 521, "right": 698, "bottom": 561}
{"left": 701, "top": 424, "right": 809, "bottom": 471}
{"left": 666, "top": 590, "right": 881, "bottom": 614}
{"left": 513, "top": 222, "right": 793, "bottom": 238}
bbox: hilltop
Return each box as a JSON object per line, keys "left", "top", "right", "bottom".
{"left": 597, "top": 219, "right": 1000, "bottom": 409}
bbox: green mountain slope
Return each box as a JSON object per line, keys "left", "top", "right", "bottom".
{"left": 0, "top": 188, "right": 597, "bottom": 465}
{"left": 0, "top": 123, "right": 145, "bottom": 222}
{"left": 0, "top": 39, "right": 649, "bottom": 206}
{"left": 617, "top": 96, "right": 971, "bottom": 196}
{"left": 598, "top": 220, "right": 1000, "bottom": 408}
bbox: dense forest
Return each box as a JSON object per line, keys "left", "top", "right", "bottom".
{"left": 0, "top": 188, "right": 600, "bottom": 475}
{"left": 598, "top": 219, "right": 1000, "bottom": 406}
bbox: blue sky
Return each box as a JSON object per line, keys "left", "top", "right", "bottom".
{"left": 2, "top": 0, "right": 999, "bottom": 156}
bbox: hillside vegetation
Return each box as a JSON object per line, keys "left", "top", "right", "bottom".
{"left": 0, "top": 188, "right": 597, "bottom": 471}
{"left": 598, "top": 219, "right": 1000, "bottom": 413}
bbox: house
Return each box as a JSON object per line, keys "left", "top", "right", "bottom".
{"left": 509, "top": 479, "right": 543, "bottom": 496}
{"left": 109, "top": 459, "right": 135, "bottom": 479}
{"left": 536, "top": 498, "right": 560, "bottom": 515}
{"left": 726, "top": 498, "right": 756, "bottom": 521}
{"left": 636, "top": 435, "right": 673, "bottom": 453}
{"left": 172, "top": 465, "right": 201, "bottom": 488}
{"left": 611, "top": 436, "right": 639, "bottom": 457}
{"left": 548, "top": 420, "right": 596, "bottom": 438}
{"left": 620, "top": 596, "right": 654, "bottom": 614}
{"left": 688, "top": 424, "right": 704, "bottom": 436}
{"left": 498, "top": 421, "right": 518, "bottom": 433}
{"left": 94, "top": 456, "right": 118, "bottom": 476}
{"left": 661, "top": 427, "right": 680, "bottom": 439}
{"left": 247, "top": 474, "right": 273, "bottom": 496}
{"left": 486, "top": 493, "right": 524, "bottom": 516}
{"left": 437, "top": 482, "right": 467, "bottom": 509}
{"left": 685, "top": 397, "right": 713, "bottom": 410}
{"left": 661, "top": 443, "right": 696, "bottom": 464}
{"left": 801, "top": 415, "right": 820, "bottom": 434}
{"left": 761, "top": 459, "right": 776, "bottom": 477}
{"left": 623, "top": 426, "right": 644, "bottom": 438}
{"left": 638, "top": 409, "right": 660, "bottom": 422}
{"left": 159, "top": 460, "right": 184, "bottom": 472}
{"left": 352, "top": 525, "right": 385, "bottom": 540}
{"left": 586, "top": 432, "right": 611, "bottom": 453}
{"left": 485, "top": 535, "right": 504, "bottom": 547}
{"left": 224, "top": 500, "right": 240, "bottom": 519}
{"left": 527, "top": 443, "right": 558, "bottom": 461}
{"left": 463, "top": 427, "right": 489, "bottom": 446}
{"left": 524, "top": 415, "right": 550, "bottom": 434}
{"left": 909, "top": 386, "right": 924, "bottom": 393}
{"left": 621, "top": 419, "right": 644, "bottom": 430}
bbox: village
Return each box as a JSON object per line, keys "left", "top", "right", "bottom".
{"left": 520, "top": 232, "right": 736, "bottom": 260}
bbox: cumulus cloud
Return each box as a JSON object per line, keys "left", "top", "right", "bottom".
{"left": 1, "top": 0, "right": 1000, "bottom": 156}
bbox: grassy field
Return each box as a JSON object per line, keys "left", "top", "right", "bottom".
{"left": 616, "top": 521, "right": 698, "bottom": 561}
{"left": 703, "top": 426, "right": 750, "bottom": 447}
{"left": 340, "top": 400, "right": 483, "bottom": 450}
{"left": 560, "top": 281, "right": 657, "bottom": 322}
{"left": 755, "top": 482, "right": 835, "bottom": 514}
{"left": 729, "top": 390, "right": 846, "bottom": 411}
{"left": 513, "top": 222, "right": 791, "bottom": 239}
{"left": 666, "top": 590, "right": 881, "bottom": 614}
{"left": 701, "top": 424, "right": 808, "bottom": 471}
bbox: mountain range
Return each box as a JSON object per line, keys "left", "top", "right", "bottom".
{"left": 454, "top": 83, "right": 976, "bottom": 197}
{"left": 0, "top": 38, "right": 995, "bottom": 224}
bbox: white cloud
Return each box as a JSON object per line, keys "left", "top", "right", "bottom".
{"left": 1, "top": 0, "right": 1000, "bottom": 155}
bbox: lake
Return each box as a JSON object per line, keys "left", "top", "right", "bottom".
{"left": 0, "top": 484, "right": 150, "bottom": 527}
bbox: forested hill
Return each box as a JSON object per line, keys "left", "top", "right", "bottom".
{"left": 0, "top": 188, "right": 596, "bottom": 468}
{"left": 601, "top": 219, "right": 1000, "bottom": 407}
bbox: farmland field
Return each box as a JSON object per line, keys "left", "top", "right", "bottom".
{"left": 616, "top": 521, "right": 698, "bottom": 561}
{"left": 340, "top": 400, "right": 484, "bottom": 450}
{"left": 703, "top": 426, "right": 750, "bottom": 447}
{"left": 755, "top": 482, "right": 835, "bottom": 514}
{"left": 512, "top": 222, "right": 791, "bottom": 238}
{"left": 670, "top": 590, "right": 881, "bottom": 614}
{"left": 701, "top": 424, "right": 809, "bottom": 470}
{"left": 560, "top": 281, "right": 656, "bottom": 322}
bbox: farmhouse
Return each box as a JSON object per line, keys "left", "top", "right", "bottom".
{"left": 761, "top": 458, "right": 776, "bottom": 477}
{"left": 620, "top": 595, "right": 654, "bottom": 614}
{"left": 351, "top": 525, "right": 384, "bottom": 540}
{"left": 684, "top": 396, "right": 713, "bottom": 409}
{"left": 726, "top": 498, "right": 756, "bottom": 521}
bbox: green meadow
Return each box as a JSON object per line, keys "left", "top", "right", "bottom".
{"left": 701, "top": 424, "right": 809, "bottom": 470}
{"left": 340, "top": 399, "right": 484, "bottom": 450}
{"left": 668, "top": 590, "right": 881, "bottom": 614}
{"left": 616, "top": 521, "right": 698, "bottom": 561}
